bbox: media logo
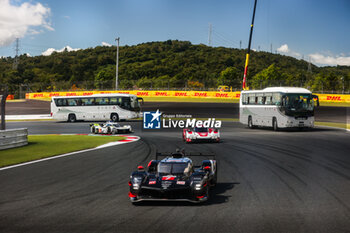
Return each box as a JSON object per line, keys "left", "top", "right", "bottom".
{"left": 143, "top": 109, "right": 162, "bottom": 129}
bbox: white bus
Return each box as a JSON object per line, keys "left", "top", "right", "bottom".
{"left": 51, "top": 93, "right": 144, "bottom": 122}
{"left": 240, "top": 87, "right": 319, "bottom": 130}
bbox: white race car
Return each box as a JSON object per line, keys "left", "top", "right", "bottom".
{"left": 90, "top": 121, "right": 133, "bottom": 134}
{"left": 182, "top": 127, "right": 220, "bottom": 143}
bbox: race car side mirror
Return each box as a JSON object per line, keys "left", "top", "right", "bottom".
{"left": 204, "top": 166, "right": 211, "bottom": 171}
{"left": 137, "top": 166, "right": 144, "bottom": 171}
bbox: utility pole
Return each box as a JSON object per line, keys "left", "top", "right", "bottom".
{"left": 13, "top": 38, "right": 19, "bottom": 69}
{"left": 208, "top": 23, "right": 212, "bottom": 46}
{"left": 270, "top": 43, "right": 272, "bottom": 53}
{"left": 242, "top": 0, "right": 258, "bottom": 90}
{"left": 115, "top": 37, "right": 120, "bottom": 90}
{"left": 240, "top": 40, "right": 242, "bottom": 49}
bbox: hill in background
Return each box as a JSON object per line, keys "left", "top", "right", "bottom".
{"left": 0, "top": 40, "right": 349, "bottom": 96}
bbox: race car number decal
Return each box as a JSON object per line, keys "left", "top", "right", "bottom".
{"left": 176, "top": 181, "right": 185, "bottom": 185}
{"left": 149, "top": 181, "right": 156, "bottom": 185}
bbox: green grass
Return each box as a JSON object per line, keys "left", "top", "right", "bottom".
{"left": 0, "top": 135, "right": 125, "bottom": 167}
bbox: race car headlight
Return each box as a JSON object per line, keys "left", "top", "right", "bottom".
{"left": 132, "top": 177, "right": 142, "bottom": 189}
{"left": 133, "top": 177, "right": 142, "bottom": 184}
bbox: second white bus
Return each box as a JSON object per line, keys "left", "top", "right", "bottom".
{"left": 51, "top": 93, "right": 143, "bottom": 122}
{"left": 240, "top": 87, "right": 319, "bottom": 130}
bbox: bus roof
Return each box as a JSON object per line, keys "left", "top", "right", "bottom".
{"left": 51, "top": 93, "right": 138, "bottom": 99}
{"left": 242, "top": 87, "right": 312, "bottom": 94}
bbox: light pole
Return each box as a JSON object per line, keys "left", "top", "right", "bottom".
{"left": 341, "top": 76, "right": 344, "bottom": 94}
{"left": 115, "top": 37, "right": 120, "bottom": 90}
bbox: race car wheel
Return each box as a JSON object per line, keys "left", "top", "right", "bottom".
{"left": 111, "top": 113, "right": 119, "bottom": 122}
{"left": 94, "top": 128, "right": 99, "bottom": 134}
{"left": 107, "top": 127, "right": 112, "bottom": 134}
{"left": 68, "top": 114, "right": 76, "bottom": 123}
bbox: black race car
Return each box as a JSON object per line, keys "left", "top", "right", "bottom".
{"left": 128, "top": 150, "right": 217, "bottom": 203}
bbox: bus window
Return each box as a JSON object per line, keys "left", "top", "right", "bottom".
{"left": 242, "top": 93, "right": 248, "bottom": 105}
{"left": 55, "top": 99, "right": 67, "bottom": 106}
{"left": 82, "top": 98, "right": 94, "bottom": 106}
{"left": 258, "top": 96, "right": 264, "bottom": 105}
{"left": 67, "top": 99, "right": 78, "bottom": 106}
{"left": 121, "top": 97, "right": 132, "bottom": 110}
{"left": 95, "top": 97, "right": 109, "bottom": 105}
{"left": 272, "top": 93, "right": 282, "bottom": 106}
{"left": 248, "top": 93, "right": 255, "bottom": 105}
{"left": 265, "top": 96, "right": 272, "bottom": 105}
{"left": 110, "top": 97, "right": 122, "bottom": 105}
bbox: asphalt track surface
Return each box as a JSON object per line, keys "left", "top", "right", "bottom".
{"left": 5, "top": 99, "right": 350, "bottom": 124}
{"left": 1, "top": 119, "right": 350, "bottom": 233}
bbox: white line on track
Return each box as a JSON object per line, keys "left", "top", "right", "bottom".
{"left": 0, "top": 135, "right": 140, "bottom": 171}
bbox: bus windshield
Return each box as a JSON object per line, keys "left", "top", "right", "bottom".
{"left": 282, "top": 93, "right": 315, "bottom": 116}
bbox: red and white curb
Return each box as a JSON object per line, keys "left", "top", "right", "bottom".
{"left": 0, "top": 134, "right": 140, "bottom": 171}
{"left": 96, "top": 135, "right": 140, "bottom": 148}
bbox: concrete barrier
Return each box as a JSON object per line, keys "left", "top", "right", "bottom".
{"left": 0, "top": 128, "right": 28, "bottom": 150}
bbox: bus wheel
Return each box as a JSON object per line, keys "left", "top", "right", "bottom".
{"left": 248, "top": 116, "right": 254, "bottom": 129}
{"left": 273, "top": 118, "right": 279, "bottom": 131}
{"left": 111, "top": 113, "right": 119, "bottom": 122}
{"left": 68, "top": 114, "right": 76, "bottom": 123}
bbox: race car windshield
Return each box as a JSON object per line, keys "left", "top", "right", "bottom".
{"left": 194, "top": 127, "right": 208, "bottom": 133}
{"left": 158, "top": 162, "right": 188, "bottom": 175}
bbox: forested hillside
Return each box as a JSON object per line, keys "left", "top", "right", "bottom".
{"left": 0, "top": 40, "right": 349, "bottom": 96}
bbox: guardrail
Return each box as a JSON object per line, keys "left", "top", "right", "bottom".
{"left": 0, "top": 128, "right": 28, "bottom": 150}
{"left": 25, "top": 90, "right": 350, "bottom": 103}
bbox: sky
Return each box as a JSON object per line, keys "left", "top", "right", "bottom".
{"left": 0, "top": 0, "right": 349, "bottom": 66}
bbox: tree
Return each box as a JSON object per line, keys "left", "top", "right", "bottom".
{"left": 251, "top": 64, "right": 288, "bottom": 89}
{"left": 217, "top": 67, "right": 241, "bottom": 89}
{"left": 94, "top": 65, "right": 115, "bottom": 89}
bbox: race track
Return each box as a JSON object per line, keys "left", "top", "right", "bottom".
{"left": 1, "top": 120, "right": 349, "bottom": 233}
{"left": 5, "top": 100, "right": 350, "bottom": 124}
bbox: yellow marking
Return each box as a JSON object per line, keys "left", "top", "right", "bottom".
{"left": 245, "top": 54, "right": 250, "bottom": 67}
